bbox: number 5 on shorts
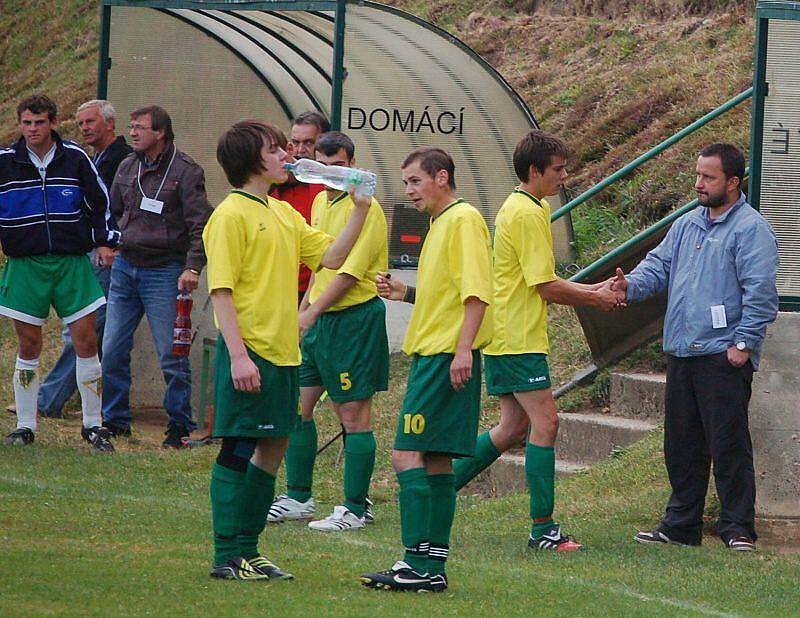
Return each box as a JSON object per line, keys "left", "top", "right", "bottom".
{"left": 403, "top": 413, "right": 425, "bottom": 435}
{"left": 340, "top": 371, "right": 352, "bottom": 391}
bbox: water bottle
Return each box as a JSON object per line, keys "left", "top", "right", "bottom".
{"left": 172, "top": 294, "right": 193, "bottom": 357}
{"left": 285, "top": 159, "right": 377, "bottom": 198}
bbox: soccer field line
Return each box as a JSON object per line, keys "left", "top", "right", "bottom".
{"left": 335, "top": 535, "right": 739, "bottom": 617}
{"left": 0, "top": 473, "right": 744, "bottom": 616}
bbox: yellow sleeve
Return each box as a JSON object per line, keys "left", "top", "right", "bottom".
{"left": 337, "top": 199, "right": 387, "bottom": 280}
{"left": 294, "top": 207, "right": 334, "bottom": 272}
{"left": 448, "top": 214, "right": 493, "bottom": 305}
{"left": 203, "top": 210, "right": 246, "bottom": 292}
{"left": 512, "top": 207, "right": 556, "bottom": 288}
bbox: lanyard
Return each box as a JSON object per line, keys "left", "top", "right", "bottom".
{"left": 137, "top": 146, "right": 177, "bottom": 201}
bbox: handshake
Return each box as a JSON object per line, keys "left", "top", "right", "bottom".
{"left": 593, "top": 267, "right": 629, "bottom": 312}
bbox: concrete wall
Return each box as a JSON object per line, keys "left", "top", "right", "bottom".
{"left": 749, "top": 312, "right": 800, "bottom": 524}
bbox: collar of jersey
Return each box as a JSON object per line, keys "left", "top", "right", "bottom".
{"left": 513, "top": 188, "right": 544, "bottom": 208}
{"left": 328, "top": 191, "right": 350, "bottom": 208}
{"left": 232, "top": 190, "right": 268, "bottom": 208}
{"left": 432, "top": 198, "right": 464, "bottom": 222}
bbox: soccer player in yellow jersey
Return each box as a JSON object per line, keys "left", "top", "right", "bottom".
{"left": 361, "top": 148, "right": 493, "bottom": 592}
{"left": 452, "top": 130, "right": 621, "bottom": 552}
{"left": 269, "top": 132, "right": 389, "bottom": 531}
{"left": 202, "top": 120, "right": 371, "bottom": 581}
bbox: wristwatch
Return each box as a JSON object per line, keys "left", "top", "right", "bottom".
{"left": 735, "top": 341, "right": 747, "bottom": 351}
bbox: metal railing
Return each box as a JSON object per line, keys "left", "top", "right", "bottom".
{"left": 551, "top": 87, "right": 753, "bottom": 224}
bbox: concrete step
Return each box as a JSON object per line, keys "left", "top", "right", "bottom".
{"left": 556, "top": 411, "right": 657, "bottom": 464}
{"left": 609, "top": 372, "right": 666, "bottom": 420}
{"left": 467, "top": 452, "right": 587, "bottom": 498}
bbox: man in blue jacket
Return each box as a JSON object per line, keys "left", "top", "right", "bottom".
{"left": 0, "top": 94, "right": 120, "bottom": 452}
{"left": 613, "top": 142, "right": 779, "bottom": 552}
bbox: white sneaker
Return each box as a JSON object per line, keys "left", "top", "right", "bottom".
{"left": 308, "top": 505, "right": 365, "bottom": 532}
{"left": 267, "top": 494, "right": 315, "bottom": 523}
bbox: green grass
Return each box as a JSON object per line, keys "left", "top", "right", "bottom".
{"left": 1, "top": 356, "right": 798, "bottom": 617}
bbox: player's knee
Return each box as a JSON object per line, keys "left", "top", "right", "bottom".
{"left": 391, "top": 449, "right": 422, "bottom": 472}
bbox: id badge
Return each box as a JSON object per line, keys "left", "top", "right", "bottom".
{"left": 710, "top": 304, "right": 727, "bottom": 329}
{"left": 140, "top": 197, "right": 164, "bottom": 215}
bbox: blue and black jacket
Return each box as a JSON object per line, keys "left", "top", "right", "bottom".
{"left": 0, "top": 131, "right": 121, "bottom": 257}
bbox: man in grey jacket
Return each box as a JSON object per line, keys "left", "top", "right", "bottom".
{"left": 101, "top": 105, "right": 212, "bottom": 448}
{"left": 613, "top": 142, "right": 779, "bottom": 551}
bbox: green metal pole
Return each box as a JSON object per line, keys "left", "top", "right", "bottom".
{"left": 551, "top": 88, "right": 754, "bottom": 223}
{"left": 748, "top": 16, "right": 769, "bottom": 212}
{"left": 330, "top": 0, "right": 347, "bottom": 130}
{"left": 571, "top": 168, "right": 749, "bottom": 283}
{"left": 97, "top": 3, "right": 112, "bottom": 98}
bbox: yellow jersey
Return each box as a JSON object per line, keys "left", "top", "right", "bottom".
{"left": 309, "top": 191, "right": 388, "bottom": 311}
{"left": 402, "top": 199, "right": 493, "bottom": 355}
{"left": 203, "top": 190, "right": 333, "bottom": 365}
{"left": 485, "top": 189, "right": 556, "bottom": 356}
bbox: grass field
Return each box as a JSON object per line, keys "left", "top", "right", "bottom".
{"left": 1, "top": 357, "right": 798, "bottom": 617}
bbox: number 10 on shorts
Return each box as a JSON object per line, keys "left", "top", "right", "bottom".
{"left": 402, "top": 413, "right": 426, "bottom": 435}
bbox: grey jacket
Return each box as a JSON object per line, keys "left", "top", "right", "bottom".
{"left": 110, "top": 141, "right": 212, "bottom": 271}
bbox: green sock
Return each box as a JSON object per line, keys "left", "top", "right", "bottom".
{"left": 238, "top": 463, "right": 276, "bottom": 560}
{"left": 427, "top": 473, "right": 456, "bottom": 575}
{"left": 397, "top": 468, "right": 430, "bottom": 573}
{"left": 526, "top": 443, "right": 556, "bottom": 538}
{"left": 453, "top": 431, "right": 501, "bottom": 490}
{"left": 286, "top": 419, "right": 317, "bottom": 502}
{"left": 342, "top": 431, "right": 376, "bottom": 518}
{"left": 210, "top": 463, "right": 246, "bottom": 565}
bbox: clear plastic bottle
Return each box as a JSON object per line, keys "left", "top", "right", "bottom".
{"left": 285, "top": 159, "right": 377, "bottom": 198}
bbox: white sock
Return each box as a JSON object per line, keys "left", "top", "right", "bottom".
{"left": 13, "top": 357, "right": 39, "bottom": 432}
{"left": 76, "top": 355, "right": 102, "bottom": 429}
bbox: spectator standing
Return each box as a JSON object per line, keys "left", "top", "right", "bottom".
{"left": 101, "top": 105, "right": 212, "bottom": 448}
{"left": 0, "top": 94, "right": 119, "bottom": 452}
{"left": 615, "top": 143, "right": 779, "bottom": 552}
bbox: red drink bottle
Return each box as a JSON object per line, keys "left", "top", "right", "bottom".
{"left": 173, "top": 294, "right": 193, "bottom": 356}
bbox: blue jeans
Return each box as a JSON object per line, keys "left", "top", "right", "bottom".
{"left": 38, "top": 252, "right": 111, "bottom": 416}
{"left": 101, "top": 255, "right": 195, "bottom": 431}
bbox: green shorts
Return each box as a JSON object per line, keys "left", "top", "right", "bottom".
{"left": 484, "top": 353, "right": 551, "bottom": 396}
{"left": 299, "top": 296, "right": 389, "bottom": 403}
{"left": 393, "top": 351, "right": 482, "bottom": 458}
{"left": 0, "top": 254, "right": 105, "bottom": 326}
{"left": 212, "top": 337, "right": 299, "bottom": 439}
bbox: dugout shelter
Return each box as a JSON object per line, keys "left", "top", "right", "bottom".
{"left": 98, "top": 0, "right": 574, "bottom": 413}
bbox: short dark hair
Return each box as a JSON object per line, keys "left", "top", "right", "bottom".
{"left": 698, "top": 142, "right": 746, "bottom": 186}
{"left": 513, "top": 130, "right": 569, "bottom": 182}
{"left": 315, "top": 131, "right": 355, "bottom": 160}
{"left": 131, "top": 105, "right": 174, "bottom": 143}
{"left": 401, "top": 147, "right": 456, "bottom": 190}
{"left": 17, "top": 94, "right": 57, "bottom": 121}
{"left": 292, "top": 110, "right": 330, "bottom": 134}
{"left": 217, "top": 120, "right": 284, "bottom": 188}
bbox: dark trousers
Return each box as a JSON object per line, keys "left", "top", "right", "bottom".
{"left": 658, "top": 353, "right": 756, "bottom": 544}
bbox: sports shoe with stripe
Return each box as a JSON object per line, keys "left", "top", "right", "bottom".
{"left": 308, "top": 505, "right": 365, "bottom": 532}
{"left": 4, "top": 427, "right": 34, "bottom": 446}
{"left": 81, "top": 426, "right": 115, "bottom": 453}
{"left": 360, "top": 561, "right": 431, "bottom": 592}
{"left": 248, "top": 555, "right": 294, "bottom": 579}
{"left": 425, "top": 573, "right": 448, "bottom": 592}
{"left": 209, "top": 556, "right": 269, "bottom": 581}
{"left": 267, "top": 494, "right": 315, "bottom": 523}
{"left": 634, "top": 529, "right": 698, "bottom": 547}
{"left": 364, "top": 497, "right": 375, "bottom": 524}
{"left": 528, "top": 524, "right": 584, "bottom": 552}
{"left": 725, "top": 536, "right": 756, "bottom": 552}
